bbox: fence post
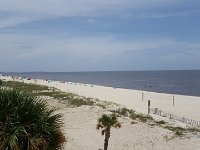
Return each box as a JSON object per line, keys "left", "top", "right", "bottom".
{"left": 155, "top": 108, "right": 158, "bottom": 114}
{"left": 142, "top": 92, "right": 144, "bottom": 101}
{"left": 148, "top": 100, "right": 150, "bottom": 114}
{"left": 172, "top": 94, "right": 175, "bottom": 106}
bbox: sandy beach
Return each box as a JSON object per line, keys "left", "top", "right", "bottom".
{"left": 46, "top": 97, "right": 200, "bottom": 150}
{"left": 1, "top": 75, "right": 200, "bottom": 121}
{"left": 1, "top": 75, "right": 200, "bottom": 149}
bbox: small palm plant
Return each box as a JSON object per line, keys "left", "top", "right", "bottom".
{"left": 0, "top": 88, "right": 65, "bottom": 150}
{"left": 97, "top": 114, "right": 121, "bottom": 150}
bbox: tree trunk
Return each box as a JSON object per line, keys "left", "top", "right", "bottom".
{"left": 104, "top": 127, "right": 110, "bottom": 150}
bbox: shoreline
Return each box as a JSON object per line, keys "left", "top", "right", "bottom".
{"left": 3, "top": 71, "right": 200, "bottom": 97}
{"left": 2, "top": 74, "right": 199, "bottom": 98}
{"left": 1, "top": 75, "right": 200, "bottom": 122}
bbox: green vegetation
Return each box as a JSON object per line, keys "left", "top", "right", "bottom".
{"left": 164, "top": 126, "right": 184, "bottom": 136}
{"left": 163, "top": 125, "right": 200, "bottom": 136}
{"left": 2, "top": 81, "right": 49, "bottom": 93}
{"left": 0, "top": 88, "right": 65, "bottom": 149}
{"left": 0, "top": 79, "right": 2, "bottom": 86}
{"left": 156, "top": 120, "right": 166, "bottom": 125}
{"left": 112, "top": 108, "right": 134, "bottom": 116}
{"left": 110, "top": 107, "right": 200, "bottom": 136}
{"left": 187, "top": 127, "right": 200, "bottom": 132}
{"left": 111, "top": 107, "right": 200, "bottom": 136}
{"left": 110, "top": 107, "right": 153, "bottom": 123}
{"left": 130, "top": 113, "right": 153, "bottom": 123}
{"left": 175, "top": 130, "right": 183, "bottom": 136}
{"left": 1, "top": 81, "right": 106, "bottom": 108}
{"left": 164, "top": 126, "right": 185, "bottom": 132}
{"left": 110, "top": 108, "right": 134, "bottom": 117}
{"left": 67, "top": 98, "right": 95, "bottom": 107}
{"left": 97, "top": 114, "right": 121, "bottom": 150}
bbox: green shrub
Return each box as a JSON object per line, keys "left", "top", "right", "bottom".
{"left": 156, "top": 120, "right": 166, "bottom": 125}
{"left": 0, "top": 80, "right": 2, "bottom": 86}
{"left": 187, "top": 128, "right": 200, "bottom": 132}
{"left": 175, "top": 130, "right": 183, "bottom": 136}
{"left": 68, "top": 98, "right": 95, "bottom": 107}
{"left": 164, "top": 126, "right": 185, "bottom": 132}
{"left": 110, "top": 108, "right": 135, "bottom": 117}
{"left": 0, "top": 88, "right": 65, "bottom": 150}
{"left": 130, "top": 113, "right": 153, "bottom": 123}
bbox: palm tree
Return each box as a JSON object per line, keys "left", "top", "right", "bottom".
{"left": 0, "top": 88, "right": 65, "bottom": 150}
{"left": 97, "top": 114, "right": 121, "bottom": 150}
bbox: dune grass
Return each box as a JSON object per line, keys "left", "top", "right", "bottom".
{"left": 163, "top": 125, "right": 200, "bottom": 136}
{"left": 2, "top": 81, "right": 49, "bottom": 92}
{"left": 1, "top": 81, "right": 106, "bottom": 108}
{"left": 110, "top": 107, "right": 153, "bottom": 123}
{"left": 156, "top": 120, "right": 166, "bottom": 125}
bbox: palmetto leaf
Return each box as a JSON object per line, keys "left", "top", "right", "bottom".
{"left": 96, "top": 123, "right": 103, "bottom": 130}
{"left": 97, "top": 114, "right": 121, "bottom": 134}
{"left": 113, "top": 122, "right": 121, "bottom": 128}
{"left": 97, "top": 114, "right": 120, "bottom": 128}
{"left": 0, "top": 88, "right": 66, "bottom": 149}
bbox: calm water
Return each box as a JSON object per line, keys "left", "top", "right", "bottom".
{"left": 4, "top": 70, "right": 200, "bottom": 96}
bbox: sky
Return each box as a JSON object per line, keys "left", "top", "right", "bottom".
{"left": 0, "top": 0, "right": 200, "bottom": 72}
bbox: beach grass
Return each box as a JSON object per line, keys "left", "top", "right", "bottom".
{"left": 163, "top": 125, "right": 200, "bottom": 135}
{"left": 1, "top": 81, "right": 106, "bottom": 108}
{"left": 2, "top": 80, "right": 49, "bottom": 92}
{"left": 156, "top": 120, "right": 166, "bottom": 125}
{"left": 110, "top": 107, "right": 153, "bottom": 123}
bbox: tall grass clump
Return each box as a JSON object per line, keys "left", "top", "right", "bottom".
{"left": 0, "top": 80, "right": 2, "bottom": 86}
{"left": 0, "top": 88, "right": 65, "bottom": 150}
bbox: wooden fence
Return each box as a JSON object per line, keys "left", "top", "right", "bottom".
{"left": 150, "top": 108, "right": 200, "bottom": 127}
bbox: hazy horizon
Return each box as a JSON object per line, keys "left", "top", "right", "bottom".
{"left": 2, "top": 69, "right": 200, "bottom": 73}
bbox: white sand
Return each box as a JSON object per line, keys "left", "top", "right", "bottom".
{"left": 62, "top": 106, "right": 200, "bottom": 150}
{"left": 46, "top": 98, "right": 200, "bottom": 150}
{"left": 1, "top": 75, "right": 200, "bottom": 149}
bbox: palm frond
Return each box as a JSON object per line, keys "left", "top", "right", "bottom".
{"left": 97, "top": 114, "right": 121, "bottom": 128}
{"left": 96, "top": 123, "right": 104, "bottom": 130}
{"left": 0, "top": 88, "right": 66, "bottom": 149}
{"left": 114, "top": 122, "right": 121, "bottom": 128}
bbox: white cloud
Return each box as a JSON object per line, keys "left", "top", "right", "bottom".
{"left": 0, "top": 0, "right": 199, "bottom": 71}
{"left": 0, "top": 0, "right": 190, "bottom": 28}
{"left": 0, "top": 32, "right": 200, "bottom": 71}
{"left": 0, "top": 33, "right": 199, "bottom": 60}
{"left": 0, "top": 0, "right": 185, "bottom": 16}
{"left": 139, "top": 9, "right": 200, "bottom": 19}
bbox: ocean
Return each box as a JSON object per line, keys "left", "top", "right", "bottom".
{"left": 4, "top": 70, "right": 200, "bottom": 97}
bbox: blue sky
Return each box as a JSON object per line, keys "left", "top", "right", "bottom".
{"left": 0, "top": 0, "right": 200, "bottom": 72}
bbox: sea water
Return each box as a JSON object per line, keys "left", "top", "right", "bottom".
{"left": 4, "top": 70, "right": 200, "bottom": 96}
